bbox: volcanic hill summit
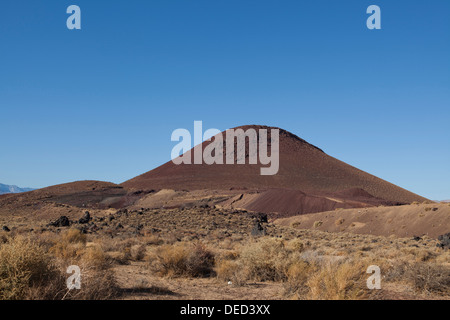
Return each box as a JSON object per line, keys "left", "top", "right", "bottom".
{"left": 122, "top": 125, "right": 426, "bottom": 205}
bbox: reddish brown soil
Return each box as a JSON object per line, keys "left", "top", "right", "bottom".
{"left": 219, "top": 188, "right": 374, "bottom": 218}
{"left": 122, "top": 125, "right": 427, "bottom": 205}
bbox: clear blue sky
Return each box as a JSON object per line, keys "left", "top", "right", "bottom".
{"left": 1, "top": 1, "right": 449, "bottom": 199}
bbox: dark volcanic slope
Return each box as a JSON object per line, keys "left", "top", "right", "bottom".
{"left": 122, "top": 125, "right": 426, "bottom": 204}
{"left": 0, "top": 180, "right": 130, "bottom": 211}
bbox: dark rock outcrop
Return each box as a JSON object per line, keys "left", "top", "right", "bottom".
{"left": 437, "top": 233, "right": 450, "bottom": 249}
{"left": 251, "top": 222, "right": 267, "bottom": 237}
{"left": 48, "top": 216, "right": 71, "bottom": 227}
{"left": 78, "top": 211, "right": 91, "bottom": 224}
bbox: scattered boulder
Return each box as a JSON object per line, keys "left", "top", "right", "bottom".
{"left": 412, "top": 236, "right": 422, "bottom": 241}
{"left": 437, "top": 233, "right": 450, "bottom": 249}
{"left": 48, "top": 216, "right": 71, "bottom": 227}
{"left": 251, "top": 222, "right": 267, "bottom": 237}
{"left": 78, "top": 211, "right": 91, "bottom": 224}
{"left": 116, "top": 209, "right": 128, "bottom": 217}
{"left": 246, "top": 212, "right": 268, "bottom": 223}
{"left": 258, "top": 213, "right": 268, "bottom": 223}
{"left": 78, "top": 226, "right": 88, "bottom": 234}
{"left": 2, "top": 226, "right": 10, "bottom": 232}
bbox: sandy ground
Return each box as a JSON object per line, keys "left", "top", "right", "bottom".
{"left": 111, "top": 262, "right": 448, "bottom": 300}
{"left": 274, "top": 203, "right": 450, "bottom": 238}
{"left": 113, "top": 262, "right": 284, "bottom": 300}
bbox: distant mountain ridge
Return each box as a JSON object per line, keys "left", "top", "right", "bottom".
{"left": 0, "top": 183, "right": 34, "bottom": 195}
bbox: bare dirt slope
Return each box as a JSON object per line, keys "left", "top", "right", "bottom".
{"left": 217, "top": 187, "right": 401, "bottom": 218}
{"left": 275, "top": 202, "right": 450, "bottom": 238}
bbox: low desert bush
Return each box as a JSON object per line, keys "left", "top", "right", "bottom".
{"left": 313, "top": 221, "right": 323, "bottom": 228}
{"left": 305, "top": 260, "right": 367, "bottom": 300}
{"left": 283, "top": 260, "right": 315, "bottom": 298}
{"left": 82, "top": 245, "right": 109, "bottom": 270}
{"left": 215, "top": 259, "right": 246, "bottom": 286}
{"left": 105, "top": 238, "right": 148, "bottom": 263}
{"left": 0, "top": 233, "right": 119, "bottom": 300}
{"left": 49, "top": 228, "right": 87, "bottom": 260}
{"left": 142, "top": 234, "right": 163, "bottom": 246}
{"left": 62, "top": 264, "right": 119, "bottom": 300}
{"left": 286, "top": 238, "right": 305, "bottom": 252}
{"left": 49, "top": 229, "right": 110, "bottom": 269}
{"left": 130, "top": 244, "right": 147, "bottom": 261}
{"left": 0, "top": 236, "right": 64, "bottom": 300}
{"left": 291, "top": 222, "right": 301, "bottom": 228}
{"left": 61, "top": 228, "right": 87, "bottom": 244}
{"left": 149, "top": 242, "right": 215, "bottom": 277}
{"left": 218, "top": 238, "right": 313, "bottom": 284}
{"left": 405, "top": 262, "right": 450, "bottom": 294}
{"left": 239, "top": 238, "right": 290, "bottom": 281}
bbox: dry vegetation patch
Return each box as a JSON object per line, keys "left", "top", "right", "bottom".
{"left": 0, "top": 207, "right": 448, "bottom": 300}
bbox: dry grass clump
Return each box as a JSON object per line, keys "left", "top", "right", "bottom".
{"left": 215, "top": 237, "right": 383, "bottom": 300}
{"left": 62, "top": 264, "right": 119, "bottom": 300}
{"left": 305, "top": 260, "right": 368, "bottom": 300}
{"left": 148, "top": 242, "right": 215, "bottom": 278}
{"left": 404, "top": 262, "right": 450, "bottom": 295}
{"left": 0, "top": 231, "right": 119, "bottom": 300}
{"left": 239, "top": 238, "right": 292, "bottom": 281}
{"left": 49, "top": 228, "right": 87, "bottom": 260}
{"left": 385, "top": 259, "right": 450, "bottom": 295}
{"left": 49, "top": 230, "right": 118, "bottom": 299}
{"left": 100, "top": 237, "right": 150, "bottom": 264}
{"left": 81, "top": 245, "right": 109, "bottom": 270}
{"left": 0, "top": 236, "right": 65, "bottom": 300}
{"left": 215, "top": 238, "right": 314, "bottom": 290}
{"left": 119, "top": 243, "right": 147, "bottom": 263}
{"left": 62, "top": 228, "right": 87, "bottom": 244}
{"left": 286, "top": 238, "right": 305, "bottom": 252}
{"left": 283, "top": 260, "right": 315, "bottom": 297}
{"left": 141, "top": 234, "right": 164, "bottom": 246}
{"left": 130, "top": 244, "right": 147, "bottom": 261}
{"left": 214, "top": 248, "right": 244, "bottom": 285}
{"left": 313, "top": 221, "right": 323, "bottom": 228}
{"left": 215, "top": 259, "right": 247, "bottom": 286}
{"left": 49, "top": 229, "right": 110, "bottom": 269}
